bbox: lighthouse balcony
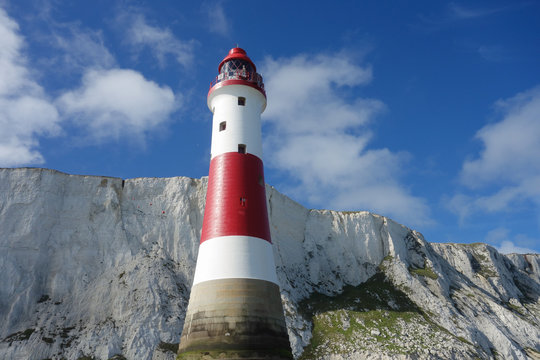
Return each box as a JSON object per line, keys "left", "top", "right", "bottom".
{"left": 209, "top": 71, "right": 265, "bottom": 93}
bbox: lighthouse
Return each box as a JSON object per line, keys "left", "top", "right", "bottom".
{"left": 177, "top": 48, "right": 293, "bottom": 359}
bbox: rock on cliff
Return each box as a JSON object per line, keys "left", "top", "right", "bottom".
{"left": 0, "top": 168, "right": 539, "bottom": 360}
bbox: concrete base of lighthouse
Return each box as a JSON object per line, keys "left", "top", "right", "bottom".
{"left": 177, "top": 278, "right": 293, "bottom": 360}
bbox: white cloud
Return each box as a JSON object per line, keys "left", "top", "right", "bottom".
{"left": 485, "top": 228, "right": 537, "bottom": 254}
{"left": 448, "top": 3, "right": 505, "bottom": 20}
{"left": 462, "top": 86, "right": 540, "bottom": 187}
{"left": 0, "top": 7, "right": 184, "bottom": 166}
{"left": 57, "top": 69, "right": 179, "bottom": 142}
{"left": 0, "top": 9, "right": 36, "bottom": 96}
{"left": 448, "top": 178, "right": 540, "bottom": 224}
{"left": 261, "top": 53, "right": 431, "bottom": 227}
{"left": 450, "top": 86, "right": 540, "bottom": 219}
{"left": 498, "top": 241, "right": 536, "bottom": 254}
{"left": 121, "top": 12, "right": 195, "bottom": 68}
{"left": 49, "top": 25, "right": 116, "bottom": 71}
{"left": 484, "top": 227, "right": 510, "bottom": 244}
{"left": 203, "top": 1, "right": 231, "bottom": 36}
{"left": 8, "top": 1, "right": 116, "bottom": 75}
{"left": 0, "top": 7, "right": 60, "bottom": 167}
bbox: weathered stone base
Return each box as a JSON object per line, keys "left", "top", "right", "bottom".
{"left": 177, "top": 278, "right": 293, "bottom": 360}
{"left": 177, "top": 349, "right": 292, "bottom": 360}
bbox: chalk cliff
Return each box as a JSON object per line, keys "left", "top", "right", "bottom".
{"left": 0, "top": 168, "right": 538, "bottom": 359}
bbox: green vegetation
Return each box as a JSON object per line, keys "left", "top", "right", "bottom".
{"left": 378, "top": 255, "right": 393, "bottom": 272}
{"left": 4, "top": 328, "right": 35, "bottom": 342}
{"left": 409, "top": 265, "right": 438, "bottom": 280}
{"left": 490, "top": 347, "right": 500, "bottom": 359}
{"left": 507, "top": 302, "right": 524, "bottom": 315}
{"left": 478, "top": 266, "right": 498, "bottom": 278}
{"left": 471, "top": 252, "right": 499, "bottom": 278}
{"left": 297, "top": 272, "right": 480, "bottom": 359}
{"left": 108, "top": 355, "right": 127, "bottom": 360}
{"left": 298, "top": 273, "right": 435, "bottom": 359}
{"left": 299, "top": 308, "right": 427, "bottom": 359}
{"left": 456, "top": 336, "right": 473, "bottom": 346}
{"left": 299, "top": 273, "right": 418, "bottom": 317}
{"left": 157, "top": 341, "right": 179, "bottom": 353}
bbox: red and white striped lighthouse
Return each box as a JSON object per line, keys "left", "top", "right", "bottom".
{"left": 177, "top": 48, "right": 293, "bottom": 359}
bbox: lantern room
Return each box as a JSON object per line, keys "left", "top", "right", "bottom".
{"left": 218, "top": 47, "right": 256, "bottom": 74}
{"left": 209, "top": 47, "right": 265, "bottom": 97}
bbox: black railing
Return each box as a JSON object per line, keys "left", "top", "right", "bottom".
{"left": 210, "top": 70, "right": 265, "bottom": 91}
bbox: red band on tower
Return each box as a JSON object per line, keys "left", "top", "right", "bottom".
{"left": 201, "top": 152, "right": 271, "bottom": 243}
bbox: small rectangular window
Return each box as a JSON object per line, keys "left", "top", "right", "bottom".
{"left": 240, "top": 197, "right": 247, "bottom": 207}
{"left": 238, "top": 97, "right": 246, "bottom": 106}
{"left": 238, "top": 144, "right": 246, "bottom": 154}
{"left": 219, "top": 121, "right": 226, "bottom": 131}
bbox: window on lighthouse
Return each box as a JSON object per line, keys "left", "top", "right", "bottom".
{"left": 238, "top": 144, "right": 246, "bottom": 154}
{"left": 219, "top": 121, "right": 226, "bottom": 131}
{"left": 222, "top": 60, "right": 254, "bottom": 75}
{"left": 238, "top": 97, "right": 246, "bottom": 106}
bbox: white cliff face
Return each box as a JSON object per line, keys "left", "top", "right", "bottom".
{"left": 0, "top": 168, "right": 539, "bottom": 360}
{"left": 0, "top": 168, "right": 204, "bottom": 360}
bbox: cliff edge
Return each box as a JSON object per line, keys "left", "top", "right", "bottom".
{"left": 0, "top": 168, "right": 538, "bottom": 359}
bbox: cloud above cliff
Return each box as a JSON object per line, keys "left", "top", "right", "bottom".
{"left": 0, "top": 7, "right": 182, "bottom": 166}
{"left": 0, "top": 8, "right": 60, "bottom": 167}
{"left": 450, "top": 86, "right": 540, "bottom": 221}
{"left": 46, "top": 22, "right": 116, "bottom": 73}
{"left": 485, "top": 227, "right": 538, "bottom": 254}
{"left": 120, "top": 11, "right": 195, "bottom": 68}
{"left": 461, "top": 86, "right": 540, "bottom": 188}
{"left": 262, "top": 53, "right": 432, "bottom": 227}
{"left": 57, "top": 69, "right": 179, "bottom": 142}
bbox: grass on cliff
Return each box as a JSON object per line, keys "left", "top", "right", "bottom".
{"left": 298, "top": 272, "right": 426, "bottom": 359}
{"left": 408, "top": 263, "right": 438, "bottom": 280}
{"left": 297, "top": 272, "right": 468, "bottom": 359}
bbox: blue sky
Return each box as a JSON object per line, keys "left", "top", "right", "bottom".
{"left": 1, "top": 0, "right": 539, "bottom": 254}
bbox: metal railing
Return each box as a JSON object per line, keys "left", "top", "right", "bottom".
{"left": 210, "top": 70, "right": 265, "bottom": 90}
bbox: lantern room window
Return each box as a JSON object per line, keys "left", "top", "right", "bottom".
{"left": 221, "top": 59, "right": 254, "bottom": 75}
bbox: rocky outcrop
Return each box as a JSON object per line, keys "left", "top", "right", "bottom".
{"left": 0, "top": 168, "right": 538, "bottom": 360}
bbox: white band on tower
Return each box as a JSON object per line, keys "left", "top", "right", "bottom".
{"left": 208, "top": 85, "right": 266, "bottom": 160}
{"left": 192, "top": 235, "right": 279, "bottom": 286}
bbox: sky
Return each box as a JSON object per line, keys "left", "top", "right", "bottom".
{"left": 0, "top": 0, "right": 539, "bottom": 254}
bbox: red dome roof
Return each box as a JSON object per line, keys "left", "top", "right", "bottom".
{"left": 218, "top": 47, "right": 257, "bottom": 73}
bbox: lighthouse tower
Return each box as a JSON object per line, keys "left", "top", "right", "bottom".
{"left": 177, "top": 48, "right": 293, "bottom": 359}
